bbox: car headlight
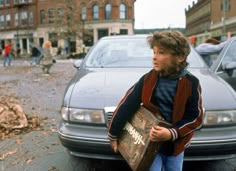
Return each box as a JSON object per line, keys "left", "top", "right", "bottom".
{"left": 61, "top": 107, "right": 69, "bottom": 121}
{"left": 61, "top": 107, "right": 105, "bottom": 124}
{"left": 203, "top": 110, "right": 236, "bottom": 126}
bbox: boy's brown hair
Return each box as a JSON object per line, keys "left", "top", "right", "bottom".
{"left": 147, "top": 30, "right": 190, "bottom": 71}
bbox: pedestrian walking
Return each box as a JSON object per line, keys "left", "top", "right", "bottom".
{"left": 3, "top": 42, "right": 12, "bottom": 67}
{"left": 16, "top": 43, "right": 21, "bottom": 58}
{"left": 40, "top": 40, "right": 54, "bottom": 74}
{"left": 57, "top": 46, "right": 62, "bottom": 56}
{"left": 30, "top": 45, "right": 41, "bottom": 65}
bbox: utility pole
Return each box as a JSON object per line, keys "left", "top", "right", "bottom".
{"left": 81, "top": 13, "right": 86, "bottom": 54}
{"left": 222, "top": 0, "right": 227, "bottom": 40}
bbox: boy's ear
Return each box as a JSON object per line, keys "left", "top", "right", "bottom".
{"left": 177, "top": 56, "right": 185, "bottom": 63}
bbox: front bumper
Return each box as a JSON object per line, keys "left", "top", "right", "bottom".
{"left": 58, "top": 121, "right": 123, "bottom": 160}
{"left": 58, "top": 120, "right": 236, "bottom": 161}
{"left": 185, "top": 139, "right": 236, "bottom": 161}
{"left": 185, "top": 126, "right": 236, "bottom": 161}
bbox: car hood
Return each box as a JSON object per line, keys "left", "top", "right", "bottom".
{"left": 190, "top": 68, "right": 236, "bottom": 110}
{"left": 66, "top": 68, "right": 150, "bottom": 109}
{"left": 65, "top": 68, "right": 236, "bottom": 110}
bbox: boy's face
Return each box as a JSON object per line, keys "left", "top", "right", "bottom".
{"left": 152, "top": 46, "right": 183, "bottom": 76}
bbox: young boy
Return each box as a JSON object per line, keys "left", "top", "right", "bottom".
{"left": 108, "top": 30, "right": 203, "bottom": 171}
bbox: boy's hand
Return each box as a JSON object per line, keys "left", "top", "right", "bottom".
{"left": 110, "top": 140, "right": 118, "bottom": 153}
{"left": 149, "top": 126, "right": 172, "bottom": 142}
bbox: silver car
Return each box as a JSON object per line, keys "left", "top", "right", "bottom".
{"left": 58, "top": 35, "right": 236, "bottom": 161}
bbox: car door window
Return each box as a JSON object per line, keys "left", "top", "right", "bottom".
{"left": 218, "top": 40, "right": 236, "bottom": 72}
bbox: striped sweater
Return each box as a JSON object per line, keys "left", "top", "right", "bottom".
{"left": 108, "top": 69, "right": 203, "bottom": 155}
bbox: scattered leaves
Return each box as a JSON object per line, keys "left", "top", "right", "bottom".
{"left": 48, "top": 166, "right": 59, "bottom": 171}
{"left": 0, "top": 149, "right": 18, "bottom": 160}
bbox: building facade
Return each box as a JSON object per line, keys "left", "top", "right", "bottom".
{"left": 0, "top": 0, "right": 135, "bottom": 55}
{"left": 185, "top": 0, "right": 236, "bottom": 45}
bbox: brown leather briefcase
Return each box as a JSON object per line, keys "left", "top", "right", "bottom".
{"left": 118, "top": 106, "right": 172, "bottom": 171}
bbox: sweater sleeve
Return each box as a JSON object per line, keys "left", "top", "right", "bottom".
{"left": 107, "top": 75, "right": 145, "bottom": 141}
{"left": 195, "top": 41, "right": 227, "bottom": 55}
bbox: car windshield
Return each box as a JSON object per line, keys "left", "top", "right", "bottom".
{"left": 85, "top": 37, "right": 205, "bottom": 68}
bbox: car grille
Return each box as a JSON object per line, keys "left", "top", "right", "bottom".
{"left": 106, "top": 112, "right": 113, "bottom": 126}
{"left": 104, "top": 107, "right": 116, "bottom": 127}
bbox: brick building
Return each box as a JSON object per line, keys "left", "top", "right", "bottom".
{"left": 185, "top": 0, "right": 236, "bottom": 45}
{"left": 0, "top": 0, "right": 135, "bottom": 55}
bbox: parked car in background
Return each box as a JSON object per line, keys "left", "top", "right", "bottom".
{"left": 209, "top": 36, "right": 236, "bottom": 91}
{"left": 58, "top": 35, "right": 236, "bottom": 161}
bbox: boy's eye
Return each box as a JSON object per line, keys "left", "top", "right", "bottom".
{"left": 154, "top": 51, "right": 164, "bottom": 55}
{"left": 157, "top": 51, "right": 165, "bottom": 54}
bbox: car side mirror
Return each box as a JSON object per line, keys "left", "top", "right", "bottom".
{"left": 223, "top": 62, "right": 236, "bottom": 77}
{"left": 73, "top": 59, "right": 82, "bottom": 69}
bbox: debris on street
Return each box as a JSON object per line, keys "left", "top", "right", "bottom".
{"left": 0, "top": 96, "right": 46, "bottom": 141}
{"left": 0, "top": 148, "right": 18, "bottom": 161}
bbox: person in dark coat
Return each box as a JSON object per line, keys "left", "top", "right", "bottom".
{"left": 30, "top": 45, "right": 41, "bottom": 65}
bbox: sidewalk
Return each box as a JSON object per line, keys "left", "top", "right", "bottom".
{"left": 1, "top": 58, "right": 76, "bottom": 67}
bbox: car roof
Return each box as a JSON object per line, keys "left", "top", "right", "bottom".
{"left": 100, "top": 34, "right": 150, "bottom": 40}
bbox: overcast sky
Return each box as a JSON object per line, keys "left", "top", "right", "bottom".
{"left": 134, "top": 0, "right": 197, "bottom": 29}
